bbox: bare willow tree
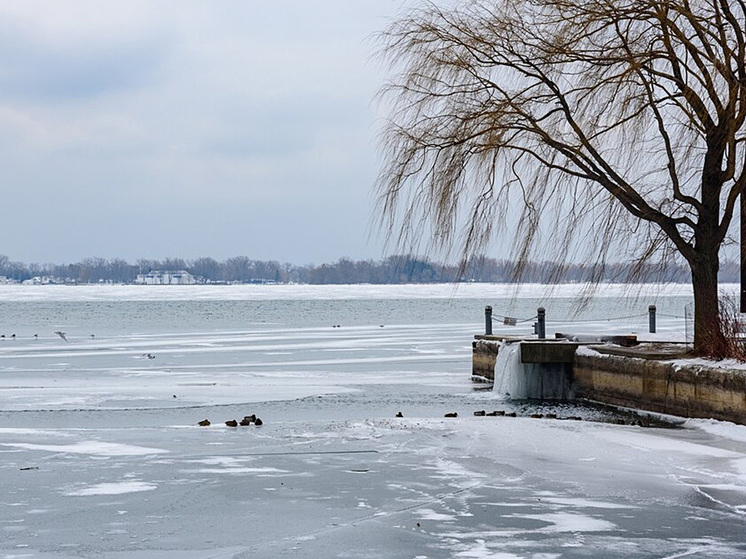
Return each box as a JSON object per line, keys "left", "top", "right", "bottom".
{"left": 375, "top": 0, "right": 746, "bottom": 358}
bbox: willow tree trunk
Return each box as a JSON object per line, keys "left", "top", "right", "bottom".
{"left": 690, "top": 253, "right": 727, "bottom": 358}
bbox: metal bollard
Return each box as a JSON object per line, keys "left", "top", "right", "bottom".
{"left": 649, "top": 305, "right": 656, "bottom": 334}
{"left": 537, "top": 307, "right": 546, "bottom": 339}
{"left": 485, "top": 306, "right": 493, "bottom": 335}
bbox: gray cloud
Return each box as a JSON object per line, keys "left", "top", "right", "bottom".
{"left": 0, "top": 1, "right": 403, "bottom": 265}
{"left": 0, "top": 14, "right": 170, "bottom": 103}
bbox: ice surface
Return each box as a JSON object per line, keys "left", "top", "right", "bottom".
{"left": 65, "top": 482, "right": 157, "bottom": 497}
{"left": 509, "top": 511, "right": 618, "bottom": 532}
{"left": 0, "top": 285, "right": 744, "bottom": 558}
{"left": 2, "top": 441, "right": 167, "bottom": 456}
{"left": 0, "top": 282, "right": 713, "bottom": 303}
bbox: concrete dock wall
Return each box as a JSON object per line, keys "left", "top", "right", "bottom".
{"left": 574, "top": 349, "right": 746, "bottom": 425}
{"left": 472, "top": 337, "right": 499, "bottom": 381}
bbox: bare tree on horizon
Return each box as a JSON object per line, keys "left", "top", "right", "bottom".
{"left": 375, "top": 0, "right": 746, "bottom": 358}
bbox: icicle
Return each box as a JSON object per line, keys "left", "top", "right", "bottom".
{"left": 492, "top": 341, "right": 570, "bottom": 400}
{"left": 493, "top": 341, "right": 523, "bottom": 398}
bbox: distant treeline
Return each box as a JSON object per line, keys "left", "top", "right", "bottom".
{"left": 0, "top": 253, "right": 739, "bottom": 285}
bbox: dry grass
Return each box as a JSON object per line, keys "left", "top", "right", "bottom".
{"left": 715, "top": 295, "right": 746, "bottom": 362}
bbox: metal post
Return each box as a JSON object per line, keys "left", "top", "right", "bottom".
{"left": 537, "top": 307, "right": 546, "bottom": 339}
{"left": 485, "top": 305, "right": 493, "bottom": 335}
{"left": 649, "top": 305, "right": 656, "bottom": 334}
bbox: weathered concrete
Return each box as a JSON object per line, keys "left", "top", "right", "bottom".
{"left": 592, "top": 344, "right": 688, "bottom": 360}
{"left": 521, "top": 342, "right": 579, "bottom": 364}
{"left": 574, "top": 350, "right": 746, "bottom": 425}
{"left": 472, "top": 337, "right": 499, "bottom": 381}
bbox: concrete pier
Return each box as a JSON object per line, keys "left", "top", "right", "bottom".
{"left": 472, "top": 336, "right": 746, "bottom": 425}
{"left": 574, "top": 347, "right": 746, "bottom": 425}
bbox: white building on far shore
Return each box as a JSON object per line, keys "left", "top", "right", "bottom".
{"left": 22, "top": 276, "right": 53, "bottom": 285}
{"left": 135, "top": 270, "right": 196, "bottom": 285}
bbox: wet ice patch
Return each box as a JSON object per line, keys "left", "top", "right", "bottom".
{"left": 687, "top": 419, "right": 746, "bottom": 444}
{"left": 3, "top": 441, "right": 168, "bottom": 456}
{"left": 602, "top": 430, "right": 740, "bottom": 458}
{"left": 65, "top": 481, "right": 157, "bottom": 496}
{"left": 683, "top": 482, "right": 746, "bottom": 515}
{"left": 0, "top": 428, "right": 73, "bottom": 437}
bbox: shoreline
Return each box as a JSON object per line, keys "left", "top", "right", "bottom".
{"left": 474, "top": 337, "right": 746, "bottom": 426}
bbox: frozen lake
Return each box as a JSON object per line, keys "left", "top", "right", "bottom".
{"left": 0, "top": 284, "right": 744, "bottom": 558}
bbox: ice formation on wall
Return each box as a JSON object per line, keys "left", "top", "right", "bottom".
{"left": 493, "top": 341, "right": 570, "bottom": 400}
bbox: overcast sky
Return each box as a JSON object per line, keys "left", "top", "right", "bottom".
{"left": 0, "top": 1, "right": 407, "bottom": 265}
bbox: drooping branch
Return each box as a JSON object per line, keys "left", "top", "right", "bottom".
{"left": 376, "top": 0, "right": 744, "bottom": 266}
